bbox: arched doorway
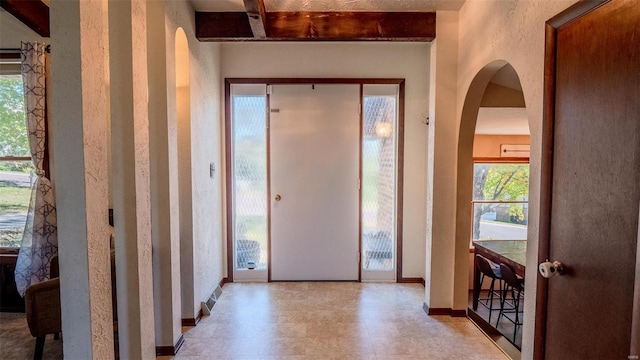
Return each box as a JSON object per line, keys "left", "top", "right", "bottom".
{"left": 456, "top": 61, "right": 529, "bottom": 357}
{"left": 175, "top": 27, "right": 195, "bottom": 320}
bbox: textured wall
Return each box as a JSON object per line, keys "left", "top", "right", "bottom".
{"left": 455, "top": 0, "right": 578, "bottom": 357}
{"left": 0, "top": 10, "right": 46, "bottom": 48}
{"left": 221, "top": 42, "right": 430, "bottom": 278}
{"left": 109, "top": 0, "right": 156, "bottom": 357}
{"left": 165, "top": 0, "right": 224, "bottom": 320}
{"left": 50, "top": 0, "right": 114, "bottom": 358}
{"left": 425, "top": 11, "right": 459, "bottom": 309}
{"left": 49, "top": 0, "right": 223, "bottom": 354}
{"left": 147, "top": 0, "right": 183, "bottom": 348}
{"left": 164, "top": 3, "right": 195, "bottom": 321}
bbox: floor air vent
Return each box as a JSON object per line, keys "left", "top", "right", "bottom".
{"left": 201, "top": 284, "right": 223, "bottom": 316}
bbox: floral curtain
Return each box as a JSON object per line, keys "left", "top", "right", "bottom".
{"left": 14, "top": 42, "right": 58, "bottom": 296}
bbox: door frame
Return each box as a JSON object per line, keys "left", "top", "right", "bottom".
{"left": 536, "top": 1, "right": 610, "bottom": 357}
{"left": 224, "top": 78, "right": 405, "bottom": 282}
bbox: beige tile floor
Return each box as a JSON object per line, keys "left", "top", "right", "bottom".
{"left": 159, "top": 282, "right": 509, "bottom": 360}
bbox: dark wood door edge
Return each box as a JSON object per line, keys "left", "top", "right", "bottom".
{"left": 395, "top": 81, "right": 406, "bottom": 283}
{"left": 224, "top": 80, "right": 234, "bottom": 283}
{"left": 358, "top": 84, "right": 363, "bottom": 282}
{"left": 632, "top": 208, "right": 640, "bottom": 356}
{"left": 537, "top": 1, "right": 610, "bottom": 358}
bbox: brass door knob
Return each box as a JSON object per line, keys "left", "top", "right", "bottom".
{"left": 275, "top": 194, "right": 282, "bottom": 201}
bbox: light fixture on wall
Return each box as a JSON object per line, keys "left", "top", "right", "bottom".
{"left": 375, "top": 122, "right": 393, "bottom": 138}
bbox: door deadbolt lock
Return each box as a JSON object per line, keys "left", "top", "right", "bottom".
{"left": 539, "top": 260, "right": 565, "bottom": 278}
{"left": 275, "top": 194, "right": 282, "bottom": 201}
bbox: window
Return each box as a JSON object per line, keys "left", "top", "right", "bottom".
{"left": 361, "top": 86, "right": 399, "bottom": 275}
{"left": 230, "top": 85, "right": 268, "bottom": 274}
{"left": 0, "top": 58, "right": 33, "bottom": 248}
{"left": 472, "top": 163, "right": 529, "bottom": 242}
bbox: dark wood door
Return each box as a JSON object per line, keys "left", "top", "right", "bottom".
{"left": 541, "top": 0, "right": 640, "bottom": 358}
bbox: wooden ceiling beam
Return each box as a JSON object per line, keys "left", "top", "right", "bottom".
{"left": 0, "top": 0, "right": 50, "bottom": 37}
{"left": 267, "top": 12, "right": 436, "bottom": 41}
{"left": 196, "top": 11, "right": 436, "bottom": 42}
{"left": 242, "top": 0, "right": 267, "bottom": 38}
{"left": 195, "top": 12, "right": 254, "bottom": 41}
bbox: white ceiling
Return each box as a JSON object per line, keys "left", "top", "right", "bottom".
{"left": 190, "top": 0, "right": 465, "bottom": 12}
{"left": 475, "top": 107, "right": 530, "bottom": 135}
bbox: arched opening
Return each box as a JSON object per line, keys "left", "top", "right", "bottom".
{"left": 175, "top": 27, "right": 194, "bottom": 320}
{"left": 456, "top": 61, "right": 529, "bottom": 356}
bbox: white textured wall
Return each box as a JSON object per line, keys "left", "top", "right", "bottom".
{"left": 147, "top": 0, "right": 183, "bottom": 348}
{"left": 425, "top": 11, "right": 459, "bottom": 309}
{"left": 0, "top": 9, "right": 46, "bottom": 47}
{"left": 109, "top": 0, "right": 156, "bottom": 357}
{"left": 221, "top": 42, "right": 430, "bottom": 279}
{"left": 455, "top": 0, "right": 578, "bottom": 357}
{"left": 50, "top": 0, "right": 114, "bottom": 358}
{"left": 165, "top": 0, "right": 224, "bottom": 319}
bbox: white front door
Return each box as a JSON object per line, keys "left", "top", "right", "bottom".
{"left": 270, "top": 84, "right": 360, "bottom": 281}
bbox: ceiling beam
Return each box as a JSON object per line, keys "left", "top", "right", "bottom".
{"left": 242, "top": 0, "right": 267, "bottom": 38}
{"left": 195, "top": 12, "right": 254, "bottom": 40}
{"left": 267, "top": 12, "right": 436, "bottom": 41}
{"left": 196, "top": 11, "right": 436, "bottom": 42}
{"left": 0, "top": 0, "right": 50, "bottom": 37}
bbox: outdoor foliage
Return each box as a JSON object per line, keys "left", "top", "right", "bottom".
{"left": 473, "top": 163, "right": 529, "bottom": 239}
{"left": 0, "top": 76, "right": 29, "bottom": 158}
{"left": 476, "top": 164, "right": 529, "bottom": 202}
{"left": 0, "top": 75, "right": 30, "bottom": 247}
{"left": 0, "top": 229, "right": 22, "bottom": 248}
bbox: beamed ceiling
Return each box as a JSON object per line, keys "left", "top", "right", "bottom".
{"left": 193, "top": 0, "right": 465, "bottom": 41}
{"left": 0, "top": 0, "right": 465, "bottom": 42}
{"left": 0, "top": 0, "right": 49, "bottom": 37}
{"left": 191, "top": 0, "right": 465, "bottom": 12}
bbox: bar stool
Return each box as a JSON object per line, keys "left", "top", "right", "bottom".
{"left": 497, "top": 263, "right": 524, "bottom": 342}
{"left": 474, "top": 254, "right": 503, "bottom": 323}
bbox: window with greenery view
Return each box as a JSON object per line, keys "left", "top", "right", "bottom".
{"left": 472, "top": 163, "right": 529, "bottom": 241}
{"left": 0, "top": 73, "right": 34, "bottom": 248}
